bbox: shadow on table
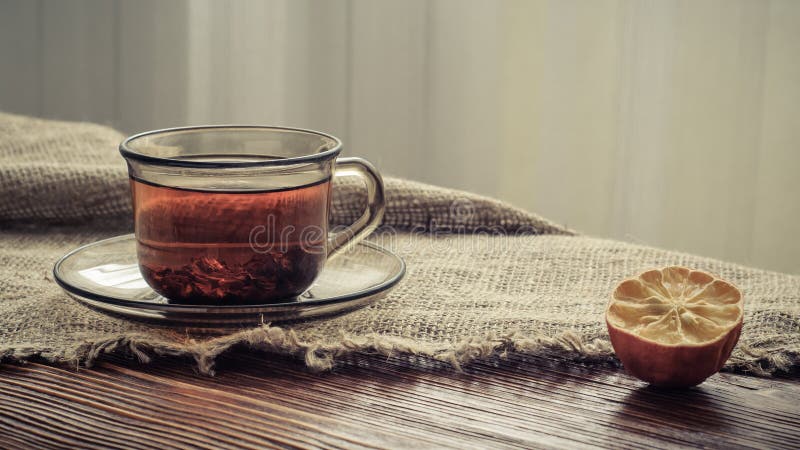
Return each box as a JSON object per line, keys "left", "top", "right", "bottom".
{"left": 614, "top": 384, "right": 728, "bottom": 431}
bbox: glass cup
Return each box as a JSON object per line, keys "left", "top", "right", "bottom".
{"left": 119, "top": 126, "right": 384, "bottom": 305}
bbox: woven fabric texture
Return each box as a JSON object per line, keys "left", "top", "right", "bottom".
{"left": 1, "top": 112, "right": 797, "bottom": 377}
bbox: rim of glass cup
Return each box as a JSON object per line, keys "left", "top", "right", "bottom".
{"left": 119, "top": 125, "right": 343, "bottom": 169}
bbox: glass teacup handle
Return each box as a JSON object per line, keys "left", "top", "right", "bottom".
{"left": 327, "top": 157, "right": 386, "bottom": 258}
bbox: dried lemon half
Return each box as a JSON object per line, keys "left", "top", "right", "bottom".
{"left": 606, "top": 266, "right": 744, "bottom": 387}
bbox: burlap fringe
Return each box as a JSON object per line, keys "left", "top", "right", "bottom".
{"left": 2, "top": 325, "right": 796, "bottom": 377}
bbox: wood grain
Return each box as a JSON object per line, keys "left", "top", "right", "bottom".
{"left": 1, "top": 353, "right": 798, "bottom": 449}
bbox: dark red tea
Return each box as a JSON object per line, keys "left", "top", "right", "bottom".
{"left": 131, "top": 178, "right": 331, "bottom": 304}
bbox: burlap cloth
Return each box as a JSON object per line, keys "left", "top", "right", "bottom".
{"left": 1, "top": 112, "right": 798, "bottom": 377}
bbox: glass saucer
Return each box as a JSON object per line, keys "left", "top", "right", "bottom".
{"left": 53, "top": 234, "right": 405, "bottom": 326}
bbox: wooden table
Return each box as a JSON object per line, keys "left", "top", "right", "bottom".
{"left": 1, "top": 353, "right": 798, "bottom": 449}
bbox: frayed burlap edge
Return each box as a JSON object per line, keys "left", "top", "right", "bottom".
{"left": 1, "top": 326, "right": 795, "bottom": 378}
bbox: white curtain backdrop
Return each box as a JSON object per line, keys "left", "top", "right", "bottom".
{"left": 1, "top": 0, "right": 798, "bottom": 274}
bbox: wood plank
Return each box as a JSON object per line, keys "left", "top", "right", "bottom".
{"left": 40, "top": 0, "right": 117, "bottom": 124}
{"left": 0, "top": 0, "right": 42, "bottom": 117}
{"left": 347, "top": 0, "right": 429, "bottom": 179}
{"left": 1, "top": 353, "right": 797, "bottom": 449}
{"left": 751, "top": 0, "right": 800, "bottom": 274}
{"left": 117, "top": 0, "right": 190, "bottom": 133}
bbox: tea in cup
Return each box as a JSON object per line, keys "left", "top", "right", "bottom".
{"left": 120, "top": 126, "right": 384, "bottom": 304}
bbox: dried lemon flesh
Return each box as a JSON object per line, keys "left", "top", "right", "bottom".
{"left": 606, "top": 266, "right": 744, "bottom": 387}
{"left": 607, "top": 267, "right": 742, "bottom": 345}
